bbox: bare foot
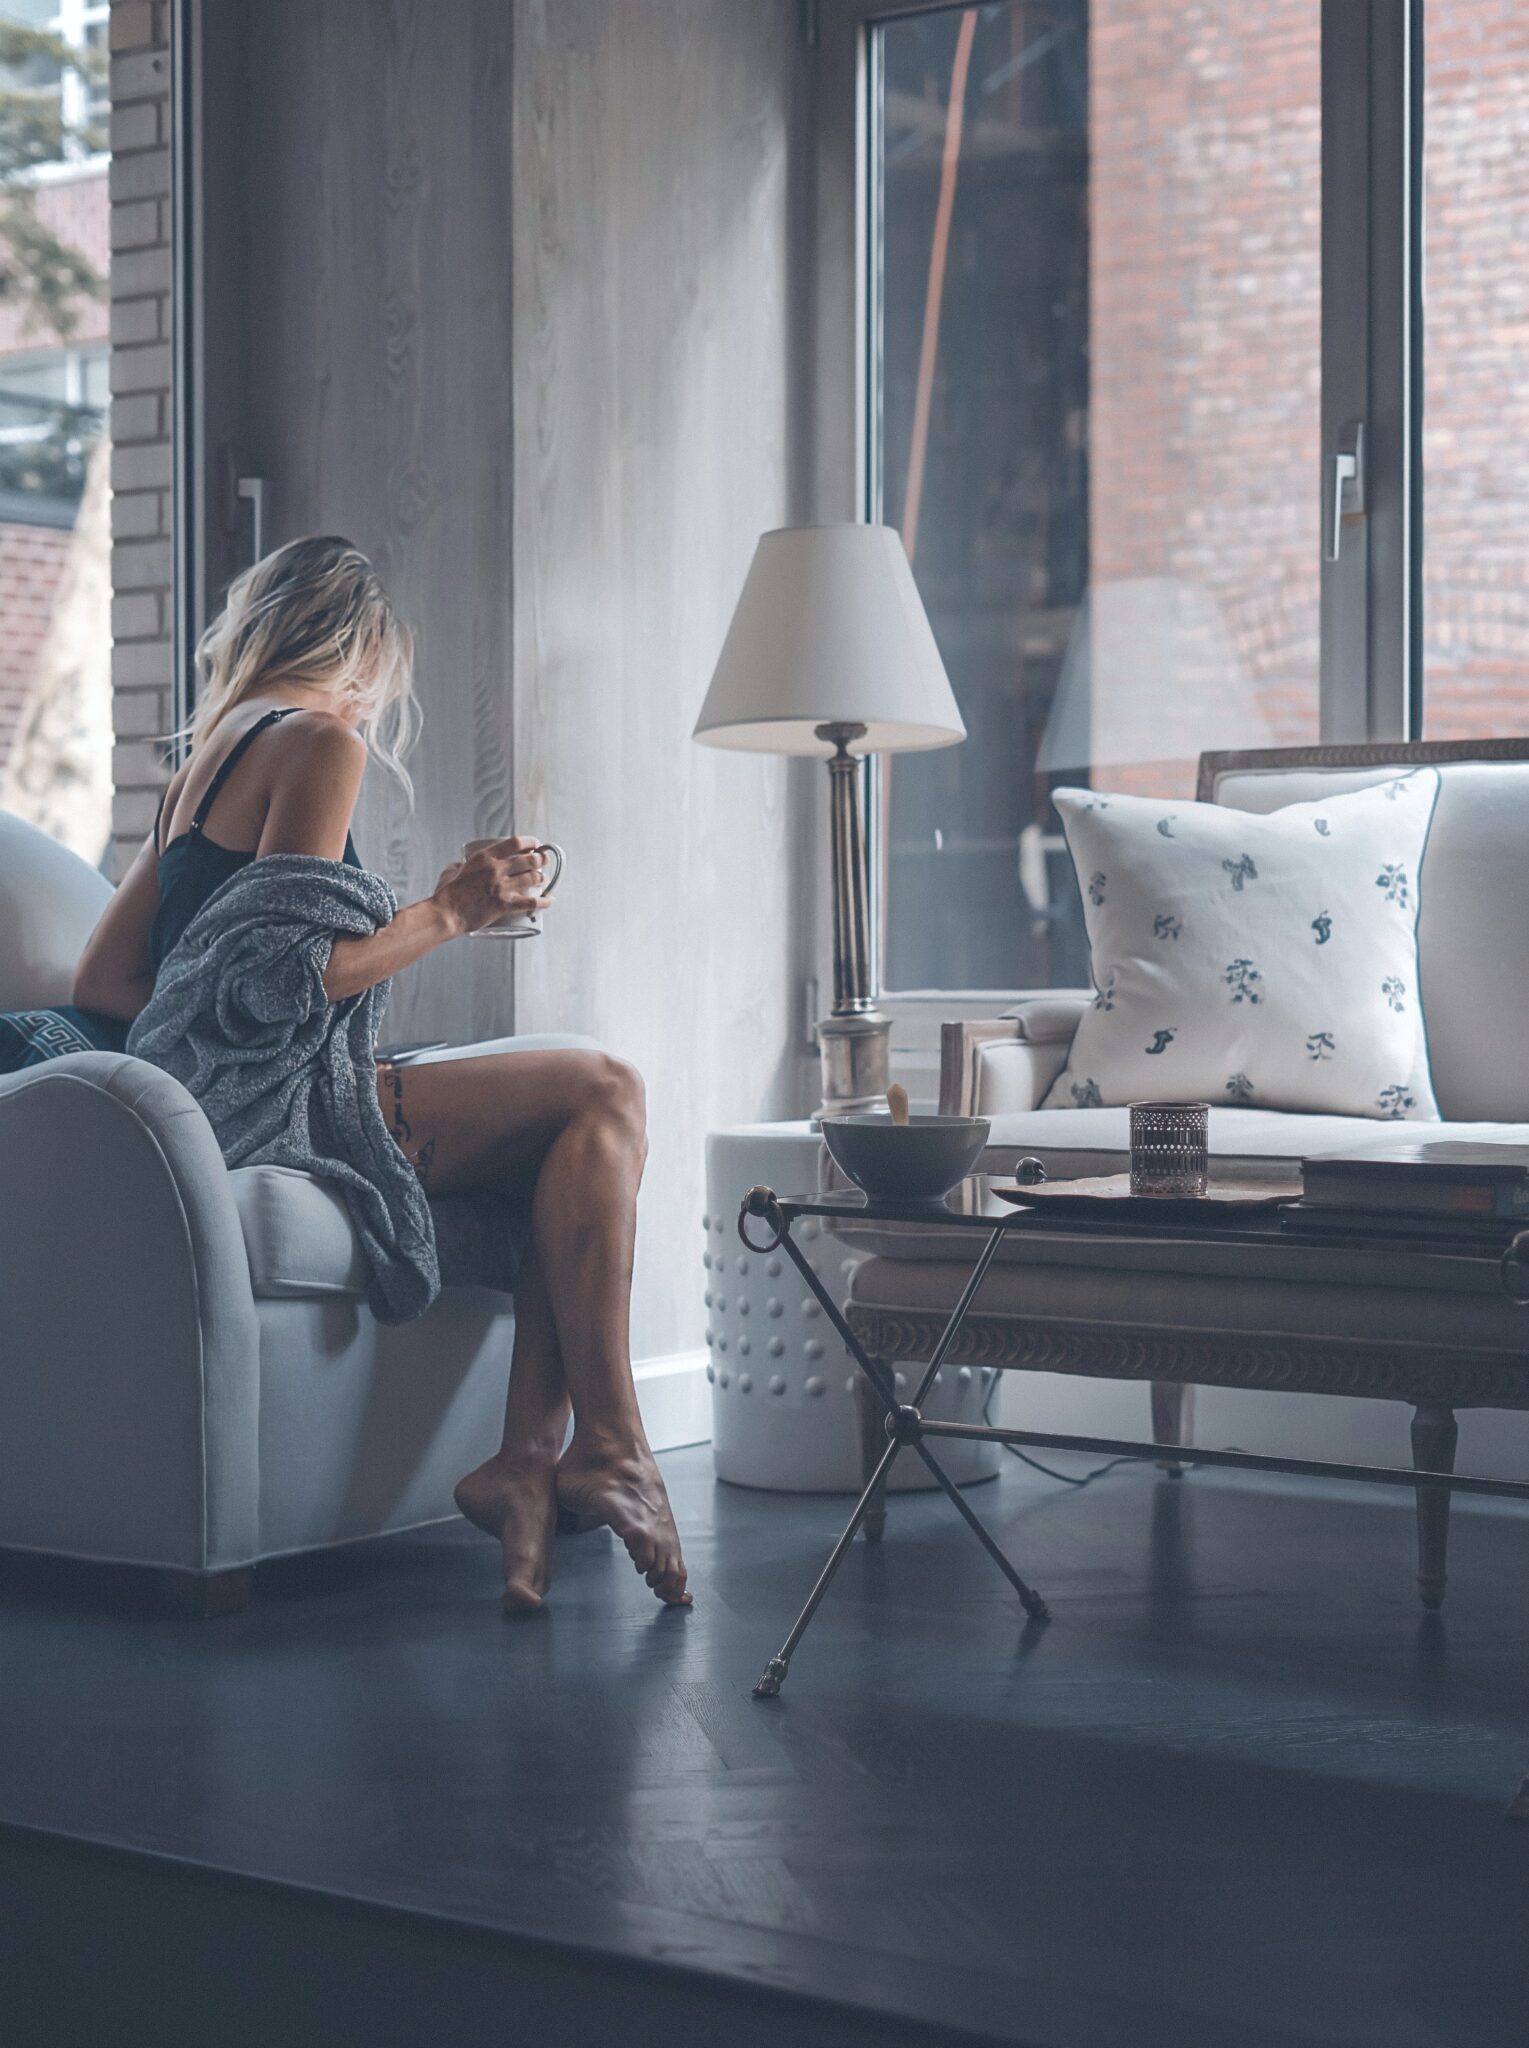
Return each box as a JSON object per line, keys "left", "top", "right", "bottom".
{"left": 454, "top": 1456, "right": 560, "bottom": 1614}
{"left": 555, "top": 1436, "right": 692, "bottom": 1606}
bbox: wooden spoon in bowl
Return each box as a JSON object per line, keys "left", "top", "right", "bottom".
{"left": 886, "top": 1083, "right": 910, "bottom": 1127}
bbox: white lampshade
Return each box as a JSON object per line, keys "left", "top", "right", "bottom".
{"left": 693, "top": 524, "right": 965, "bottom": 757}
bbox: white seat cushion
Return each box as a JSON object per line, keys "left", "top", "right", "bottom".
{"left": 230, "top": 1164, "right": 369, "bottom": 1299}
{"left": 981, "top": 1105, "right": 1529, "bottom": 1180}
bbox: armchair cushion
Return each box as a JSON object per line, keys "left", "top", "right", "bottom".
{"left": 231, "top": 1162, "right": 530, "bottom": 1302}
{"left": 231, "top": 1164, "right": 370, "bottom": 1299}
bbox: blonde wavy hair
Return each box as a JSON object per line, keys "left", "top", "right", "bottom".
{"left": 178, "top": 535, "right": 420, "bottom": 803}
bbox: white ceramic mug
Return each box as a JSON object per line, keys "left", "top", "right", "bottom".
{"left": 462, "top": 837, "right": 565, "bottom": 939}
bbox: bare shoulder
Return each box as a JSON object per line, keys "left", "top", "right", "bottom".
{"left": 270, "top": 708, "right": 367, "bottom": 770}
{"left": 256, "top": 711, "right": 367, "bottom": 858}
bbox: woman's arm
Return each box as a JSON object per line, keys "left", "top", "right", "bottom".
{"left": 72, "top": 835, "right": 160, "bottom": 1021}
{"left": 258, "top": 715, "right": 550, "bottom": 999}
{"left": 322, "top": 842, "right": 551, "bottom": 1001}
{"left": 261, "top": 708, "right": 552, "bottom": 1000}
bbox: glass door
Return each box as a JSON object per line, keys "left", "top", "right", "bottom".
{"left": 821, "top": 0, "right": 1417, "bottom": 995}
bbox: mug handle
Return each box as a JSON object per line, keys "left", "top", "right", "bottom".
{"left": 534, "top": 842, "right": 564, "bottom": 898}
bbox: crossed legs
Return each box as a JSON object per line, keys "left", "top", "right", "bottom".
{"left": 377, "top": 1047, "right": 690, "bottom": 1611}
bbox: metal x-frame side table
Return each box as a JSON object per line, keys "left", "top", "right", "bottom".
{"left": 739, "top": 1178, "right": 1529, "bottom": 1823}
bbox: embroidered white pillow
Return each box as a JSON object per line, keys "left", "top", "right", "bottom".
{"left": 1043, "top": 771, "right": 1440, "bottom": 1121}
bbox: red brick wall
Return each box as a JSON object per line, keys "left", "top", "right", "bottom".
{"left": 0, "top": 520, "right": 72, "bottom": 766}
{"left": 1091, "top": 1, "right": 1529, "bottom": 771}
{"left": 1090, "top": 1, "right": 1320, "bottom": 797}
{"left": 1420, "top": 0, "right": 1529, "bottom": 739}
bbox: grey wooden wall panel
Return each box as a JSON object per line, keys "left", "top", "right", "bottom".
{"left": 202, "top": 0, "right": 819, "bottom": 1369}
{"left": 512, "top": 0, "right": 816, "bottom": 1365}
{"left": 215, "top": 0, "right": 518, "bottom": 1042}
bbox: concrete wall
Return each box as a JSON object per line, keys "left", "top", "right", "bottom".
{"left": 510, "top": 0, "right": 818, "bottom": 1372}
{"left": 192, "top": 0, "right": 819, "bottom": 1406}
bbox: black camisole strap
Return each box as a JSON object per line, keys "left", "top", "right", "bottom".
{"left": 187, "top": 706, "right": 303, "bottom": 842}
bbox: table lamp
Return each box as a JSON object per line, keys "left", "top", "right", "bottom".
{"left": 694, "top": 524, "right": 965, "bottom": 1113}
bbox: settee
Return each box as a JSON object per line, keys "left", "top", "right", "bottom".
{"left": 845, "top": 739, "right": 1529, "bottom": 1609}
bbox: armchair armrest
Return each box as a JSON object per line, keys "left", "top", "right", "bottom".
{"left": 0, "top": 1052, "right": 261, "bottom": 1571}
{"left": 939, "top": 994, "right": 1089, "bottom": 1117}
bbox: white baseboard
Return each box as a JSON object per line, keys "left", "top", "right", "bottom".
{"left": 635, "top": 1349, "right": 711, "bottom": 1453}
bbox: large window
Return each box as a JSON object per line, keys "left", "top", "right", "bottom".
{"left": 0, "top": 1, "right": 110, "bottom": 863}
{"left": 847, "top": 1, "right": 1421, "bottom": 995}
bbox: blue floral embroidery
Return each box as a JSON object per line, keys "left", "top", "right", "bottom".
{"left": 1311, "top": 911, "right": 1332, "bottom": 945}
{"left": 1306, "top": 1031, "right": 1335, "bottom": 1062}
{"left": 1153, "top": 913, "right": 1183, "bottom": 942}
{"left": 1378, "top": 1084, "right": 1414, "bottom": 1118}
{"left": 1226, "top": 1073, "right": 1255, "bottom": 1103}
{"left": 1088, "top": 872, "right": 1107, "bottom": 907}
{"left": 1376, "top": 863, "right": 1410, "bottom": 907}
{"left": 1222, "top": 854, "right": 1258, "bottom": 892}
{"left": 1381, "top": 976, "right": 1406, "bottom": 1013}
{"left": 1224, "top": 957, "right": 1263, "bottom": 1005}
{"left": 1145, "top": 1029, "right": 1176, "bottom": 1056}
{"left": 1314, "top": 819, "right": 1331, "bottom": 837}
{"left": 1156, "top": 816, "right": 1177, "bottom": 839}
{"left": 1071, "top": 1078, "right": 1103, "bottom": 1108}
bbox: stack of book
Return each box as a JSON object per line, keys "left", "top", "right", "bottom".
{"left": 1289, "top": 1142, "right": 1529, "bottom": 1243}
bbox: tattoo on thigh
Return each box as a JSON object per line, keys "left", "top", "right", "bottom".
{"left": 412, "top": 1137, "right": 437, "bottom": 1189}
{"left": 381, "top": 1062, "right": 413, "bottom": 1148}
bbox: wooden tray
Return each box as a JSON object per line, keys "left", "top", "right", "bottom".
{"left": 991, "top": 1174, "right": 1300, "bottom": 1222}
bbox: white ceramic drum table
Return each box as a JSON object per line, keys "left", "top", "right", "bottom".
{"left": 704, "top": 1123, "right": 1000, "bottom": 1493}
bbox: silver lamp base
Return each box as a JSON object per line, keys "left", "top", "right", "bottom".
{"left": 815, "top": 1008, "right": 891, "bottom": 1119}
{"left": 813, "top": 720, "right": 892, "bottom": 1119}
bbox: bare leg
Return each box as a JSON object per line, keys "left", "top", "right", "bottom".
{"left": 453, "top": 1248, "right": 570, "bottom": 1613}
{"left": 380, "top": 1049, "right": 690, "bottom": 1607}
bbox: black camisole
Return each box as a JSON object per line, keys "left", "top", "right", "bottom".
{"left": 150, "top": 707, "right": 361, "bottom": 973}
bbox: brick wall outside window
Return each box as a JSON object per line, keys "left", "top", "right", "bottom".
{"left": 107, "top": 0, "right": 173, "bottom": 878}
{"left": 1091, "top": 0, "right": 1529, "bottom": 777}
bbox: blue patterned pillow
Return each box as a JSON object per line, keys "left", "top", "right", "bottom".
{"left": 0, "top": 1006, "right": 128, "bottom": 1073}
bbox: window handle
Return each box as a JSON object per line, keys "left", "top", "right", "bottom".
{"left": 236, "top": 475, "right": 269, "bottom": 564}
{"left": 1323, "top": 420, "right": 1365, "bottom": 563}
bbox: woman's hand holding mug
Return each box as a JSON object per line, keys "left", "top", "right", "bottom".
{"left": 432, "top": 836, "right": 564, "bottom": 939}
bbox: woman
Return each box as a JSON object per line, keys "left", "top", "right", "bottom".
{"left": 73, "top": 535, "right": 689, "bottom": 1614}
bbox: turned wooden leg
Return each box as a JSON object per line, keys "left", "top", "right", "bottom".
{"left": 157, "top": 1567, "right": 255, "bottom": 1619}
{"left": 858, "top": 1370, "right": 890, "bottom": 1543}
{"left": 1410, "top": 1403, "right": 1458, "bottom": 1613}
{"left": 1151, "top": 1382, "right": 1195, "bottom": 1477}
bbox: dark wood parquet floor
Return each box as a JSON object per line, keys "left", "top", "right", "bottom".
{"left": 1, "top": 1447, "right": 1527, "bottom": 2047}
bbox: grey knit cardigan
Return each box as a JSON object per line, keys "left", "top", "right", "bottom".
{"left": 127, "top": 853, "right": 439, "bottom": 1323}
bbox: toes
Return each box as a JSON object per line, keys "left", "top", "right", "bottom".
{"left": 501, "top": 1582, "right": 546, "bottom": 1616}
{"left": 651, "top": 1557, "right": 691, "bottom": 1605}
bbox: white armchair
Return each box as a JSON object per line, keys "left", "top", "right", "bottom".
{"left": 0, "top": 808, "right": 572, "bottom": 1612}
